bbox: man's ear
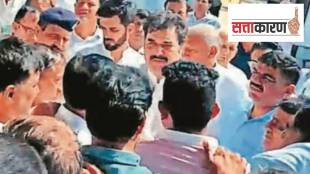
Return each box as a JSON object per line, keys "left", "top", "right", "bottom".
{"left": 209, "top": 46, "right": 218, "bottom": 59}
{"left": 211, "top": 103, "right": 220, "bottom": 119}
{"left": 127, "top": 23, "right": 135, "bottom": 34}
{"left": 12, "top": 22, "right": 20, "bottom": 33}
{"left": 283, "top": 84, "right": 296, "bottom": 98}
{"left": 3, "top": 85, "right": 16, "bottom": 99}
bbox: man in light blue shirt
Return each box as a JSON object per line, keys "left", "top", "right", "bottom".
{"left": 251, "top": 98, "right": 310, "bottom": 174}
{"left": 207, "top": 51, "right": 301, "bottom": 160}
{"left": 81, "top": 63, "right": 153, "bottom": 174}
{"left": 205, "top": 95, "right": 310, "bottom": 174}
{"left": 187, "top": 0, "right": 220, "bottom": 28}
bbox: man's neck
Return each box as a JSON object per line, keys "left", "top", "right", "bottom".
{"left": 111, "top": 43, "right": 128, "bottom": 62}
{"left": 251, "top": 104, "right": 273, "bottom": 119}
{"left": 94, "top": 138, "right": 136, "bottom": 153}
{"left": 195, "top": 11, "right": 206, "bottom": 20}
{"left": 74, "top": 20, "right": 97, "bottom": 40}
{"left": 63, "top": 103, "right": 85, "bottom": 119}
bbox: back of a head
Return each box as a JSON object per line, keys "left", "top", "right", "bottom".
{"left": 86, "top": 65, "right": 153, "bottom": 143}
{"left": 258, "top": 51, "right": 300, "bottom": 85}
{"left": 0, "top": 37, "right": 42, "bottom": 92}
{"left": 0, "top": 134, "right": 47, "bottom": 174}
{"left": 3, "top": 116, "right": 82, "bottom": 174}
{"left": 252, "top": 42, "right": 283, "bottom": 52}
{"left": 162, "top": 60, "right": 218, "bottom": 133}
{"left": 63, "top": 54, "right": 113, "bottom": 109}
{"left": 39, "top": 7, "right": 78, "bottom": 31}
{"left": 144, "top": 11, "right": 187, "bottom": 45}
{"left": 97, "top": 0, "right": 136, "bottom": 26}
{"left": 135, "top": 8, "right": 150, "bottom": 20}
{"left": 188, "top": 24, "right": 220, "bottom": 48}
{"left": 293, "top": 97, "right": 310, "bottom": 142}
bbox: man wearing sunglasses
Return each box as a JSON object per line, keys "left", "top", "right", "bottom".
{"left": 208, "top": 50, "right": 301, "bottom": 160}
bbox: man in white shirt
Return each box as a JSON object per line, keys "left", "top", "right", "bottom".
{"left": 182, "top": 24, "right": 251, "bottom": 135}
{"left": 217, "top": 30, "right": 248, "bottom": 88}
{"left": 0, "top": 38, "right": 41, "bottom": 128}
{"left": 128, "top": 9, "right": 149, "bottom": 53}
{"left": 137, "top": 60, "right": 219, "bottom": 174}
{"left": 68, "top": 0, "right": 110, "bottom": 59}
{"left": 97, "top": 0, "right": 144, "bottom": 68}
{"left": 141, "top": 11, "right": 187, "bottom": 139}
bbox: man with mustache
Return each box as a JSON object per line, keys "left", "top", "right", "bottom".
{"left": 68, "top": 0, "right": 110, "bottom": 59}
{"left": 208, "top": 50, "right": 300, "bottom": 160}
{"left": 141, "top": 11, "right": 187, "bottom": 138}
{"left": 36, "top": 7, "right": 78, "bottom": 55}
{"left": 97, "top": 0, "right": 145, "bottom": 68}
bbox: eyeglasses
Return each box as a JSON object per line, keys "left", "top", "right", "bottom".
{"left": 16, "top": 22, "right": 40, "bottom": 35}
{"left": 249, "top": 60, "right": 277, "bottom": 84}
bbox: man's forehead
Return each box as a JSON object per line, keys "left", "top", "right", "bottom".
{"left": 146, "top": 27, "right": 178, "bottom": 42}
{"left": 98, "top": 16, "right": 122, "bottom": 25}
{"left": 45, "top": 24, "right": 69, "bottom": 34}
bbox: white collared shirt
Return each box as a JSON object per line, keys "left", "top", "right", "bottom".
{"left": 55, "top": 0, "right": 75, "bottom": 12}
{"left": 68, "top": 27, "right": 111, "bottom": 59}
{"left": 55, "top": 104, "right": 92, "bottom": 146}
{"left": 117, "top": 47, "right": 145, "bottom": 68}
{"left": 0, "top": 0, "right": 27, "bottom": 26}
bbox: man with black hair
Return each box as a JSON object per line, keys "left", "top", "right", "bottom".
{"left": 250, "top": 42, "right": 283, "bottom": 61}
{"left": 12, "top": 5, "right": 40, "bottom": 43}
{"left": 97, "top": 0, "right": 145, "bottom": 68}
{"left": 0, "top": 134, "right": 47, "bottom": 174}
{"left": 208, "top": 50, "right": 301, "bottom": 160}
{"left": 37, "top": 7, "right": 78, "bottom": 53}
{"left": 142, "top": 11, "right": 187, "bottom": 139}
{"left": 0, "top": 37, "right": 42, "bottom": 129}
{"left": 81, "top": 64, "right": 153, "bottom": 174}
{"left": 137, "top": 60, "right": 219, "bottom": 174}
{"left": 69, "top": 0, "right": 110, "bottom": 58}
{"left": 128, "top": 9, "right": 149, "bottom": 52}
{"left": 32, "top": 53, "right": 113, "bottom": 145}
{"left": 164, "top": 0, "right": 188, "bottom": 20}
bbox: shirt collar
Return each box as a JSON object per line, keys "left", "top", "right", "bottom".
{"left": 82, "top": 145, "right": 141, "bottom": 166}
{"left": 55, "top": 104, "right": 87, "bottom": 133}
{"left": 158, "top": 129, "right": 218, "bottom": 147}
{"left": 72, "top": 26, "right": 102, "bottom": 42}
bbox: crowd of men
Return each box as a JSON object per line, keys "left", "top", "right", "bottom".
{"left": 0, "top": 0, "right": 310, "bottom": 174}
